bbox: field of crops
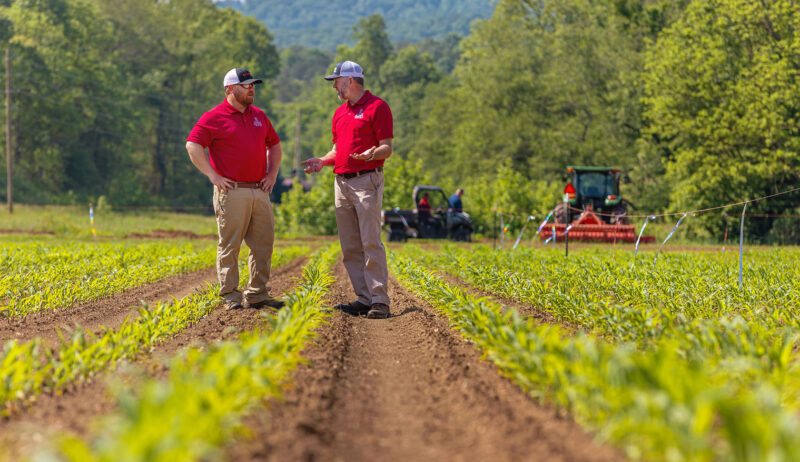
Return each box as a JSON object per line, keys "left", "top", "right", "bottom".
{"left": 2, "top": 234, "right": 800, "bottom": 461}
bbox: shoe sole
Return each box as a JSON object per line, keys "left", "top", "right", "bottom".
{"left": 366, "top": 311, "right": 390, "bottom": 319}
{"left": 247, "top": 302, "right": 285, "bottom": 309}
{"left": 340, "top": 308, "right": 370, "bottom": 316}
{"left": 336, "top": 304, "right": 370, "bottom": 316}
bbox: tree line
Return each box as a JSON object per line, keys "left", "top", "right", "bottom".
{"left": 2, "top": 0, "right": 799, "bottom": 242}
{"left": 215, "top": 0, "right": 494, "bottom": 51}
{"left": 1, "top": 0, "right": 279, "bottom": 208}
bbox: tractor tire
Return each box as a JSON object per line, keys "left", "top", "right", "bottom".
{"left": 387, "top": 228, "right": 407, "bottom": 242}
{"left": 610, "top": 203, "right": 629, "bottom": 225}
{"left": 554, "top": 202, "right": 570, "bottom": 224}
{"left": 451, "top": 226, "right": 472, "bottom": 242}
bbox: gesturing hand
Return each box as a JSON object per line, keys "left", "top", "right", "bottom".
{"left": 350, "top": 146, "right": 376, "bottom": 162}
{"left": 301, "top": 157, "right": 323, "bottom": 174}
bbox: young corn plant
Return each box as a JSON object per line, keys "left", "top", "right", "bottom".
{"left": 389, "top": 250, "right": 800, "bottom": 462}
{"left": 53, "top": 245, "right": 339, "bottom": 462}
{"left": 0, "top": 241, "right": 218, "bottom": 318}
{"left": 0, "top": 245, "right": 310, "bottom": 415}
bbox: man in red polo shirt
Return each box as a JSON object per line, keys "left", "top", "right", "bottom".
{"left": 302, "top": 60, "right": 393, "bottom": 319}
{"left": 186, "top": 67, "right": 284, "bottom": 311}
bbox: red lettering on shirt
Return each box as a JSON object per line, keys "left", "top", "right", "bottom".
{"left": 187, "top": 100, "right": 280, "bottom": 182}
{"left": 331, "top": 91, "right": 393, "bottom": 175}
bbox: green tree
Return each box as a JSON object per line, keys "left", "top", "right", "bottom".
{"left": 642, "top": 0, "right": 800, "bottom": 240}
{"left": 335, "top": 14, "right": 393, "bottom": 88}
{"left": 1, "top": 0, "right": 280, "bottom": 207}
{"left": 275, "top": 45, "right": 333, "bottom": 103}
{"left": 3, "top": 0, "right": 126, "bottom": 203}
{"left": 411, "top": 0, "right": 686, "bottom": 213}
{"left": 216, "top": 0, "right": 494, "bottom": 51}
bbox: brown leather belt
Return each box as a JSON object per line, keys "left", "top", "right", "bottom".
{"left": 338, "top": 166, "right": 382, "bottom": 179}
{"left": 232, "top": 181, "right": 262, "bottom": 189}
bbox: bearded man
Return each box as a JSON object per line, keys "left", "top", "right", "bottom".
{"left": 186, "top": 68, "right": 284, "bottom": 311}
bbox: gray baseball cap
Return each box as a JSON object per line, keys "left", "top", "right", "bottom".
{"left": 324, "top": 61, "right": 364, "bottom": 80}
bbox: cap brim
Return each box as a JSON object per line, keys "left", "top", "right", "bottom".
{"left": 323, "top": 74, "right": 340, "bottom": 81}
{"left": 240, "top": 78, "right": 263, "bottom": 85}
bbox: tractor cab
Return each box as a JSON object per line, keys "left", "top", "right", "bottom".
{"left": 556, "top": 166, "right": 627, "bottom": 225}
{"left": 541, "top": 166, "right": 653, "bottom": 243}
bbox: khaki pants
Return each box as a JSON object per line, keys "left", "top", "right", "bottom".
{"left": 334, "top": 171, "right": 390, "bottom": 307}
{"left": 213, "top": 186, "right": 275, "bottom": 305}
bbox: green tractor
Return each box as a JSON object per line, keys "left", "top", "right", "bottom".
{"left": 555, "top": 166, "right": 629, "bottom": 225}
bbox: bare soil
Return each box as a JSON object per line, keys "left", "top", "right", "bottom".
{"left": 226, "top": 262, "right": 623, "bottom": 462}
{"left": 0, "top": 256, "right": 624, "bottom": 462}
{"left": 0, "top": 258, "right": 306, "bottom": 461}
{"left": 0, "top": 229, "right": 55, "bottom": 236}
{"left": 0, "top": 267, "right": 219, "bottom": 346}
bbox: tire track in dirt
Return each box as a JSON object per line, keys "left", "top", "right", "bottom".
{"left": 0, "top": 258, "right": 307, "bottom": 461}
{"left": 0, "top": 268, "right": 219, "bottom": 346}
{"left": 227, "top": 261, "right": 624, "bottom": 462}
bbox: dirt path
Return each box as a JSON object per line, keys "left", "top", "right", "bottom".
{"left": 0, "top": 259, "right": 306, "bottom": 461}
{"left": 227, "top": 262, "right": 623, "bottom": 462}
{"left": 0, "top": 267, "right": 219, "bottom": 346}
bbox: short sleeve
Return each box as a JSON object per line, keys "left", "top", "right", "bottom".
{"left": 264, "top": 116, "right": 281, "bottom": 147}
{"left": 331, "top": 111, "right": 339, "bottom": 145}
{"left": 372, "top": 101, "right": 393, "bottom": 140}
{"left": 187, "top": 111, "right": 215, "bottom": 147}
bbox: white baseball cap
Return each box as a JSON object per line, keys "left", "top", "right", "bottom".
{"left": 324, "top": 61, "right": 364, "bottom": 80}
{"left": 223, "top": 68, "right": 263, "bottom": 87}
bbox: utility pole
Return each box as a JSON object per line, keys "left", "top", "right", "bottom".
{"left": 294, "top": 108, "right": 301, "bottom": 180}
{"left": 5, "top": 47, "right": 12, "bottom": 214}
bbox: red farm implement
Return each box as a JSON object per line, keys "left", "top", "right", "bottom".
{"left": 539, "top": 207, "right": 655, "bottom": 243}
{"left": 539, "top": 166, "right": 655, "bottom": 244}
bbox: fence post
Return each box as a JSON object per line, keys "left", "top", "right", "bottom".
{"left": 739, "top": 202, "right": 747, "bottom": 291}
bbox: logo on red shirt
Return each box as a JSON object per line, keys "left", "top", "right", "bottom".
{"left": 354, "top": 109, "right": 364, "bottom": 119}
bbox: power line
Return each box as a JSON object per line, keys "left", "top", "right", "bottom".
{"left": 566, "top": 187, "right": 800, "bottom": 219}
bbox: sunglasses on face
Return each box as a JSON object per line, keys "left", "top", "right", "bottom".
{"left": 238, "top": 83, "right": 255, "bottom": 89}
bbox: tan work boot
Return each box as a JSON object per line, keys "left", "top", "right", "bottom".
{"left": 366, "top": 303, "right": 390, "bottom": 319}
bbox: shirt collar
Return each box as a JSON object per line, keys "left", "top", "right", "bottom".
{"left": 221, "top": 98, "right": 251, "bottom": 114}
{"left": 349, "top": 90, "right": 373, "bottom": 108}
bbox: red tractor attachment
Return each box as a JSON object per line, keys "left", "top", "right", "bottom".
{"left": 539, "top": 207, "right": 655, "bottom": 243}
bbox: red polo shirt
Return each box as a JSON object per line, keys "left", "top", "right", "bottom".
{"left": 331, "top": 91, "right": 393, "bottom": 174}
{"left": 187, "top": 99, "right": 280, "bottom": 182}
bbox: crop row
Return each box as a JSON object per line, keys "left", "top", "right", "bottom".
{"left": 0, "top": 245, "right": 309, "bottom": 415}
{"left": 54, "top": 244, "right": 339, "bottom": 461}
{"left": 389, "top": 250, "right": 800, "bottom": 461}
{"left": 420, "top": 245, "right": 800, "bottom": 356}
{"left": 0, "top": 241, "right": 219, "bottom": 317}
{"left": 413, "top": 245, "right": 800, "bottom": 419}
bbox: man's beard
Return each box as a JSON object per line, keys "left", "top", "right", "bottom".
{"left": 235, "top": 92, "right": 253, "bottom": 107}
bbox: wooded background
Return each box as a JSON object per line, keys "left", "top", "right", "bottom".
{"left": 1, "top": 0, "right": 799, "bottom": 242}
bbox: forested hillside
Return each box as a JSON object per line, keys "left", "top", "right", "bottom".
{"left": 2, "top": 0, "right": 799, "bottom": 242}
{"left": 214, "top": 0, "right": 494, "bottom": 50}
